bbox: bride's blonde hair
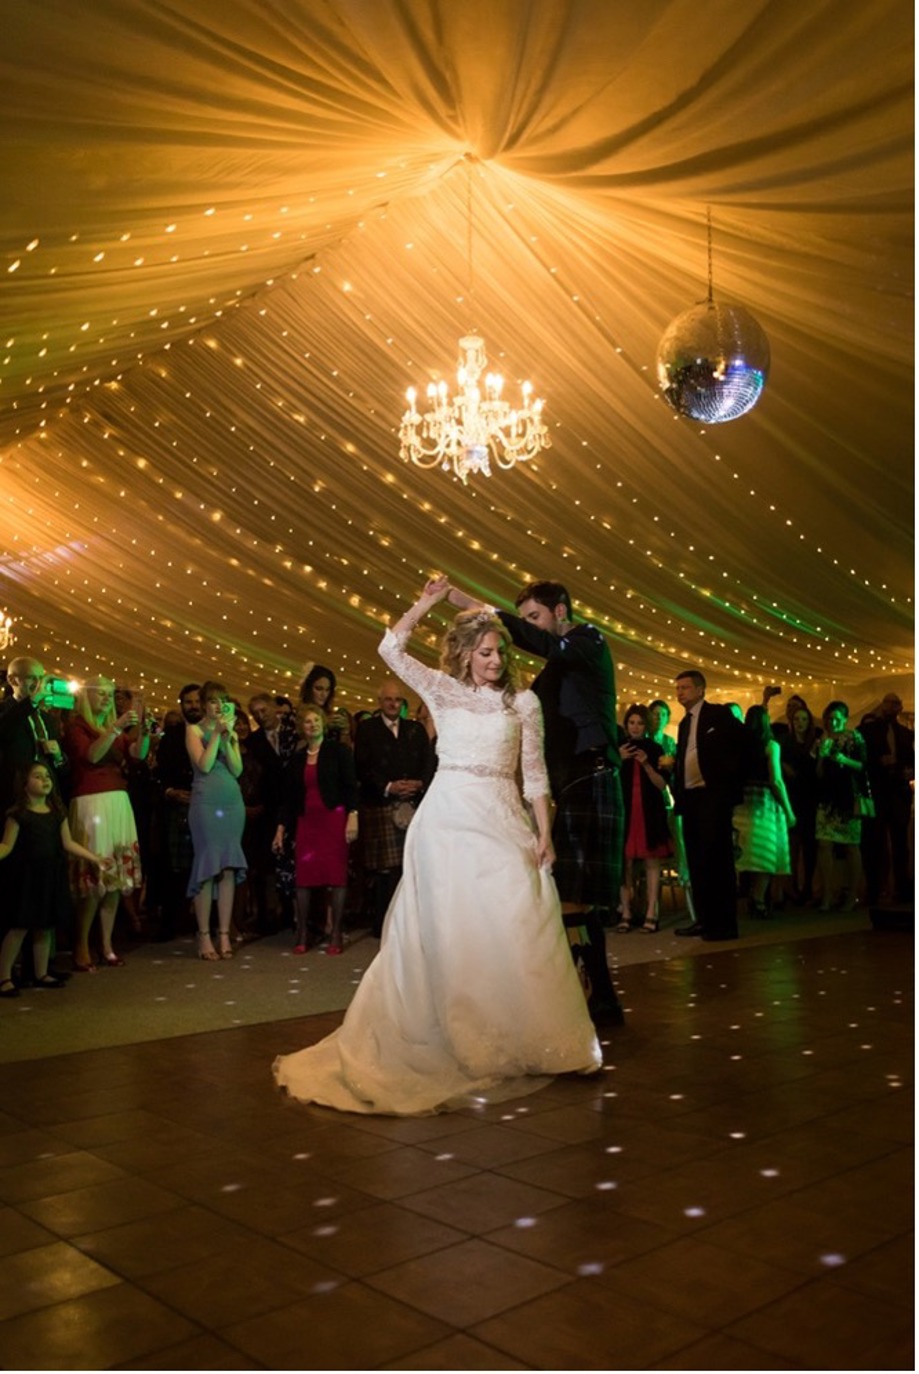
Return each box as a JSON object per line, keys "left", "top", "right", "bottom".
{"left": 440, "top": 610, "right": 518, "bottom": 708}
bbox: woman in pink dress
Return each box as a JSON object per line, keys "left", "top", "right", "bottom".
{"left": 274, "top": 705, "right": 358, "bottom": 955}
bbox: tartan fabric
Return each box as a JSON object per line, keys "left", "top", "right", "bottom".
{"left": 164, "top": 803, "right": 194, "bottom": 874}
{"left": 552, "top": 764, "right": 623, "bottom": 907}
{"left": 360, "top": 803, "right": 407, "bottom": 871}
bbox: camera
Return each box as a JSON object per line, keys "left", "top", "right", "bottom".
{"left": 42, "top": 677, "right": 79, "bottom": 710}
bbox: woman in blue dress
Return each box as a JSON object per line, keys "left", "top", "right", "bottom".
{"left": 186, "top": 680, "right": 246, "bottom": 960}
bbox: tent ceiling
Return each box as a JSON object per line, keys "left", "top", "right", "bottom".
{"left": 0, "top": 0, "right": 913, "bottom": 715}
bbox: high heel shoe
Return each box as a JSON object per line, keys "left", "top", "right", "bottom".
{"left": 217, "top": 933, "right": 234, "bottom": 960}
{"left": 748, "top": 898, "right": 770, "bottom": 919}
{"left": 639, "top": 915, "right": 659, "bottom": 934}
{"left": 196, "top": 932, "right": 220, "bottom": 962}
{"left": 101, "top": 951, "right": 126, "bottom": 967}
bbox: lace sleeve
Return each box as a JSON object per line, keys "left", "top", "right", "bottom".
{"left": 518, "top": 690, "right": 551, "bottom": 802}
{"left": 378, "top": 628, "right": 445, "bottom": 709}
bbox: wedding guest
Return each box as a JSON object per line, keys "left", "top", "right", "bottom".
{"left": 0, "top": 763, "right": 106, "bottom": 997}
{"left": 860, "top": 692, "right": 913, "bottom": 905}
{"left": 248, "top": 691, "right": 299, "bottom": 930}
{"left": 63, "top": 678, "right": 148, "bottom": 970}
{"left": 672, "top": 669, "right": 745, "bottom": 940}
{"left": 733, "top": 705, "right": 796, "bottom": 916}
{"left": 0, "top": 657, "right": 68, "bottom": 811}
{"left": 186, "top": 681, "right": 246, "bottom": 960}
{"left": 274, "top": 705, "right": 358, "bottom": 955}
{"left": 814, "top": 701, "right": 868, "bottom": 911}
{"left": 151, "top": 683, "right": 201, "bottom": 941}
{"left": 354, "top": 679, "right": 431, "bottom": 938}
{"left": 780, "top": 704, "right": 819, "bottom": 902}
{"left": 617, "top": 705, "right": 672, "bottom": 933}
{"left": 300, "top": 664, "right": 351, "bottom": 745}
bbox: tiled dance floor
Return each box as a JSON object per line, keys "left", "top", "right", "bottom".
{"left": 0, "top": 928, "right": 912, "bottom": 1370}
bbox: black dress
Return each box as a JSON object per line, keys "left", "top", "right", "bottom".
{"left": 0, "top": 808, "right": 74, "bottom": 931}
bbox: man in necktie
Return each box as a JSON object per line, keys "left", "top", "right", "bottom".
{"left": 672, "top": 668, "right": 745, "bottom": 940}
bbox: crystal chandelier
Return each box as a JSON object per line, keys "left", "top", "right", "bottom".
{"left": 398, "top": 155, "right": 550, "bottom": 483}
{"left": 400, "top": 334, "right": 550, "bottom": 484}
{"left": 0, "top": 610, "right": 14, "bottom": 653}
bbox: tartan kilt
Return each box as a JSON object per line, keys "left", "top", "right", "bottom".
{"left": 360, "top": 804, "right": 407, "bottom": 871}
{"left": 164, "top": 803, "right": 194, "bottom": 874}
{"left": 552, "top": 765, "right": 623, "bottom": 908}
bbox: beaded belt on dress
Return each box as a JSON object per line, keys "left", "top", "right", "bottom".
{"left": 438, "top": 763, "right": 514, "bottom": 780}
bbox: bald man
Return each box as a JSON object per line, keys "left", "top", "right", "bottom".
{"left": 354, "top": 678, "right": 433, "bottom": 937}
{"left": 0, "top": 657, "right": 68, "bottom": 810}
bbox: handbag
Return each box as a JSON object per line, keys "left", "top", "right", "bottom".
{"left": 854, "top": 793, "right": 875, "bottom": 819}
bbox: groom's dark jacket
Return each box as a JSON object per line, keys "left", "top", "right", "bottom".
{"left": 497, "top": 614, "right": 618, "bottom": 796}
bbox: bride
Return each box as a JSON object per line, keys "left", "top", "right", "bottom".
{"left": 273, "top": 577, "right": 601, "bottom": 1115}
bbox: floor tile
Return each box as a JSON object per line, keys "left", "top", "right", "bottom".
{"left": 0, "top": 1150, "right": 126, "bottom": 1204}
{"left": 222, "top": 1282, "right": 451, "bottom": 1369}
{"left": 19, "top": 1175, "right": 185, "bottom": 1238}
{"left": 381, "top": 1330, "right": 530, "bottom": 1368}
{"left": 400, "top": 1169, "right": 569, "bottom": 1232}
{"left": 279, "top": 1199, "right": 467, "bottom": 1276}
{"left": 0, "top": 1240, "right": 121, "bottom": 1320}
{"left": 0, "top": 1282, "right": 198, "bottom": 1371}
{"left": 471, "top": 1277, "right": 710, "bottom": 1369}
{"left": 70, "top": 1204, "right": 254, "bottom": 1279}
{"left": 365, "top": 1236, "right": 570, "bottom": 1325}
{"left": 726, "top": 1275, "right": 912, "bottom": 1367}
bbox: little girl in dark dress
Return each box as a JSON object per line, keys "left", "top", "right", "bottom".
{"left": 0, "top": 763, "right": 106, "bottom": 997}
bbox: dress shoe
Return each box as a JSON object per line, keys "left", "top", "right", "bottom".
{"left": 674, "top": 922, "right": 703, "bottom": 937}
{"left": 589, "top": 997, "right": 625, "bottom": 1027}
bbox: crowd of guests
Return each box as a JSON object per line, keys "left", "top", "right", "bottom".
{"left": 0, "top": 655, "right": 435, "bottom": 994}
{"left": 0, "top": 645, "right": 912, "bottom": 998}
{"left": 612, "top": 684, "right": 913, "bottom": 936}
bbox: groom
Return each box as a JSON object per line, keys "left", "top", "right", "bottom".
{"left": 448, "top": 579, "right": 624, "bottom": 1026}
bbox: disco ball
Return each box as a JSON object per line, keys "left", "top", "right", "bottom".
{"left": 657, "top": 301, "right": 770, "bottom": 423}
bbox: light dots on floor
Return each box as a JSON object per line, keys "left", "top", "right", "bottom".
{"left": 819, "top": 1253, "right": 847, "bottom": 1267}
{"left": 577, "top": 1262, "right": 605, "bottom": 1276}
{"left": 514, "top": 1216, "right": 538, "bottom": 1229}
{"left": 683, "top": 1206, "right": 706, "bottom": 1218}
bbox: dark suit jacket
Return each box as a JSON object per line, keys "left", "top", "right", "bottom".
{"left": 497, "top": 612, "right": 617, "bottom": 795}
{"left": 354, "top": 715, "right": 432, "bottom": 806}
{"left": 673, "top": 700, "right": 745, "bottom": 813}
{"left": 278, "top": 740, "right": 357, "bottom": 832}
{"left": 0, "top": 696, "right": 68, "bottom": 809}
{"left": 860, "top": 716, "right": 914, "bottom": 793}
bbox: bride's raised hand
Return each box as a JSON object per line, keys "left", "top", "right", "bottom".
{"left": 423, "top": 574, "right": 450, "bottom": 601}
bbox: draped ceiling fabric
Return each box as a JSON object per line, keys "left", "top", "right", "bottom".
{"left": 0, "top": 0, "right": 913, "bottom": 719}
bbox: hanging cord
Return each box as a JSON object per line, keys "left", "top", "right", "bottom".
{"left": 706, "top": 205, "right": 714, "bottom": 305}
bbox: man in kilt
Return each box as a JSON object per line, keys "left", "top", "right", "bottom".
{"left": 448, "top": 579, "right": 624, "bottom": 1026}
{"left": 354, "top": 680, "right": 433, "bottom": 938}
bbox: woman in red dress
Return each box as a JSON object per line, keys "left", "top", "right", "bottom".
{"left": 617, "top": 704, "right": 672, "bottom": 933}
{"left": 274, "top": 706, "right": 358, "bottom": 955}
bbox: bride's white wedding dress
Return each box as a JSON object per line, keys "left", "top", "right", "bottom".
{"left": 273, "top": 627, "right": 601, "bottom": 1115}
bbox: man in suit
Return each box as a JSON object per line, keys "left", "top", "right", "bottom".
{"left": 247, "top": 692, "right": 299, "bottom": 932}
{"left": 860, "top": 692, "right": 914, "bottom": 905}
{"left": 672, "top": 668, "right": 745, "bottom": 940}
{"left": 448, "top": 578, "right": 624, "bottom": 1026}
{"left": 354, "top": 679, "right": 432, "bottom": 937}
{"left": 151, "top": 683, "right": 202, "bottom": 940}
{"left": 0, "top": 656, "right": 68, "bottom": 811}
